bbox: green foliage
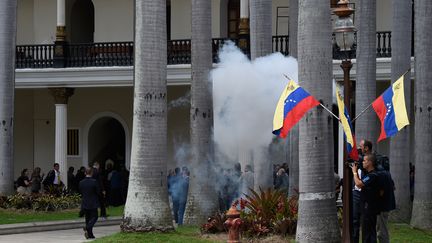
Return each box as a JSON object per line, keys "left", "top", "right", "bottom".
{"left": 201, "top": 212, "right": 227, "bottom": 234}
{"left": 200, "top": 188, "right": 298, "bottom": 238}
{"left": 239, "top": 188, "right": 298, "bottom": 237}
{"left": 0, "top": 193, "right": 80, "bottom": 212}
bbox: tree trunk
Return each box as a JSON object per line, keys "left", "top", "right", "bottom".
{"left": 411, "top": 0, "right": 432, "bottom": 230}
{"left": 0, "top": 0, "right": 17, "bottom": 195}
{"left": 296, "top": 1, "right": 340, "bottom": 242}
{"left": 183, "top": 0, "right": 218, "bottom": 225}
{"left": 249, "top": 0, "right": 273, "bottom": 190}
{"left": 389, "top": 0, "right": 412, "bottom": 223}
{"left": 355, "top": 0, "right": 378, "bottom": 146}
{"left": 121, "top": 0, "right": 173, "bottom": 232}
{"left": 249, "top": 0, "right": 272, "bottom": 60}
{"left": 288, "top": 0, "right": 299, "bottom": 197}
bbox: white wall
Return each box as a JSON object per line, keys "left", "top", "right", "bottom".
{"left": 171, "top": 0, "right": 192, "bottom": 39}
{"left": 377, "top": 0, "right": 392, "bottom": 31}
{"left": 14, "top": 86, "right": 190, "bottom": 176}
{"left": 93, "top": 0, "right": 134, "bottom": 42}
{"left": 14, "top": 90, "right": 35, "bottom": 178}
{"left": 17, "top": 0, "right": 35, "bottom": 44}
{"left": 33, "top": 0, "right": 56, "bottom": 44}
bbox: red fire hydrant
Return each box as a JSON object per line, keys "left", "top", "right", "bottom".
{"left": 224, "top": 204, "right": 243, "bottom": 243}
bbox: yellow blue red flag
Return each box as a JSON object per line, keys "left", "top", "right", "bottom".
{"left": 273, "top": 80, "right": 319, "bottom": 138}
{"left": 372, "top": 75, "right": 410, "bottom": 142}
{"left": 336, "top": 87, "right": 359, "bottom": 161}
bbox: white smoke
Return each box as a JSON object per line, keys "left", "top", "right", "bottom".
{"left": 212, "top": 42, "right": 299, "bottom": 165}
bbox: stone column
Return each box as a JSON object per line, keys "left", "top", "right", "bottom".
{"left": 50, "top": 88, "right": 74, "bottom": 188}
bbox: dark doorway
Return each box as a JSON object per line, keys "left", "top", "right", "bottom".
{"left": 227, "top": 0, "right": 240, "bottom": 39}
{"left": 88, "top": 117, "right": 125, "bottom": 169}
{"left": 70, "top": 0, "right": 95, "bottom": 43}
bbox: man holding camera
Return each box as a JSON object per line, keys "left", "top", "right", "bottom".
{"left": 352, "top": 153, "right": 380, "bottom": 243}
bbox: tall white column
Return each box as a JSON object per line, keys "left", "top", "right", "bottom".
{"left": 56, "top": 0, "right": 66, "bottom": 41}
{"left": 55, "top": 104, "right": 67, "bottom": 187}
{"left": 57, "top": 0, "right": 65, "bottom": 26}
{"left": 50, "top": 88, "right": 74, "bottom": 189}
{"left": 240, "top": 0, "right": 249, "bottom": 18}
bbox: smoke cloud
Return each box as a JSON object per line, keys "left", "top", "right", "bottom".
{"left": 212, "top": 42, "right": 299, "bottom": 166}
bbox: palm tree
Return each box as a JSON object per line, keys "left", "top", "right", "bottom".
{"left": 389, "top": 0, "right": 412, "bottom": 223}
{"left": 411, "top": 0, "right": 432, "bottom": 230}
{"left": 355, "top": 0, "right": 378, "bottom": 146}
{"left": 249, "top": 0, "right": 272, "bottom": 60}
{"left": 183, "top": 0, "right": 218, "bottom": 225}
{"left": 0, "top": 0, "right": 17, "bottom": 195}
{"left": 288, "top": 0, "right": 299, "bottom": 197}
{"left": 249, "top": 0, "right": 273, "bottom": 190}
{"left": 121, "top": 0, "right": 173, "bottom": 232}
{"left": 296, "top": 1, "right": 340, "bottom": 242}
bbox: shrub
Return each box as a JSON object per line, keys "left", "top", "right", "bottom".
{"left": 1, "top": 193, "right": 81, "bottom": 212}
{"left": 201, "top": 211, "right": 227, "bottom": 233}
{"left": 200, "top": 188, "right": 298, "bottom": 238}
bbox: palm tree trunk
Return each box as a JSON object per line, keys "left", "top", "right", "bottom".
{"left": 389, "top": 0, "right": 412, "bottom": 223}
{"left": 249, "top": 0, "right": 273, "bottom": 190}
{"left": 411, "top": 0, "right": 432, "bottom": 230}
{"left": 0, "top": 0, "right": 17, "bottom": 195}
{"left": 121, "top": 0, "right": 173, "bottom": 232}
{"left": 249, "top": 0, "right": 272, "bottom": 60}
{"left": 288, "top": 0, "right": 299, "bottom": 197}
{"left": 355, "top": 0, "right": 378, "bottom": 146}
{"left": 183, "top": 0, "right": 218, "bottom": 225}
{"left": 296, "top": 1, "right": 340, "bottom": 242}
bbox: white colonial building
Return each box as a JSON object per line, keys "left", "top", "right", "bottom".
{"left": 13, "top": 0, "right": 405, "bottom": 180}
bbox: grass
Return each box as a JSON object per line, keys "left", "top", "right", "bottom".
{"left": 93, "top": 223, "right": 432, "bottom": 243}
{"left": 389, "top": 223, "right": 432, "bottom": 243}
{"left": 93, "top": 226, "right": 223, "bottom": 243}
{"left": 0, "top": 205, "right": 124, "bottom": 225}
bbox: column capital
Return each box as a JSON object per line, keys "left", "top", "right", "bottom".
{"left": 49, "top": 88, "right": 75, "bottom": 104}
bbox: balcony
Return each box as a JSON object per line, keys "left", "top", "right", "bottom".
{"left": 15, "top": 32, "right": 395, "bottom": 69}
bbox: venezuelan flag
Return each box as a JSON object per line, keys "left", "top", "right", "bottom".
{"left": 273, "top": 80, "right": 320, "bottom": 138}
{"left": 336, "top": 87, "right": 359, "bottom": 161}
{"left": 372, "top": 75, "right": 410, "bottom": 142}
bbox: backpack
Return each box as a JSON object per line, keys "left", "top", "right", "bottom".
{"left": 377, "top": 170, "right": 396, "bottom": 212}
{"left": 376, "top": 154, "right": 390, "bottom": 171}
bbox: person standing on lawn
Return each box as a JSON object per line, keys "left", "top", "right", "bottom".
{"left": 79, "top": 167, "right": 101, "bottom": 239}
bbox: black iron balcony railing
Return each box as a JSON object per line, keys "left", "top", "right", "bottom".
{"left": 15, "top": 31, "right": 397, "bottom": 69}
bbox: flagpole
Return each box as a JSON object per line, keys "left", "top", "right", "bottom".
{"left": 352, "top": 68, "right": 411, "bottom": 123}
{"left": 352, "top": 103, "right": 372, "bottom": 122}
{"left": 319, "top": 104, "right": 340, "bottom": 121}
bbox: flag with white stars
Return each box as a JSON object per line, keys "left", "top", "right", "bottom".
{"left": 273, "top": 79, "right": 319, "bottom": 138}
{"left": 372, "top": 74, "right": 410, "bottom": 142}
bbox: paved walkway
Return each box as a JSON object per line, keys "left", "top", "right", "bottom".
{"left": 0, "top": 225, "right": 119, "bottom": 243}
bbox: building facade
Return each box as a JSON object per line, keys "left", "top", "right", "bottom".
{"left": 13, "top": 0, "right": 404, "bottom": 178}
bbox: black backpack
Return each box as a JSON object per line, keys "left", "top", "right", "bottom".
{"left": 377, "top": 170, "right": 396, "bottom": 212}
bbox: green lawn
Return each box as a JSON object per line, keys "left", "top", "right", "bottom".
{"left": 390, "top": 223, "right": 432, "bottom": 243}
{"left": 0, "top": 205, "right": 124, "bottom": 225}
{"left": 94, "top": 226, "right": 223, "bottom": 243}
{"left": 94, "top": 223, "right": 432, "bottom": 243}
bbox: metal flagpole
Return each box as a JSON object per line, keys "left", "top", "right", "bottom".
{"left": 352, "top": 68, "right": 411, "bottom": 123}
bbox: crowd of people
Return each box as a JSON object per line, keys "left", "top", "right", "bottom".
{"left": 15, "top": 160, "right": 130, "bottom": 208}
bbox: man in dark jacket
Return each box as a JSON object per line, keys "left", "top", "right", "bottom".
{"left": 79, "top": 167, "right": 101, "bottom": 239}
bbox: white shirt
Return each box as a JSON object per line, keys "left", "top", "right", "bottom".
{"left": 53, "top": 170, "right": 61, "bottom": 185}
{"left": 353, "top": 169, "right": 362, "bottom": 191}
